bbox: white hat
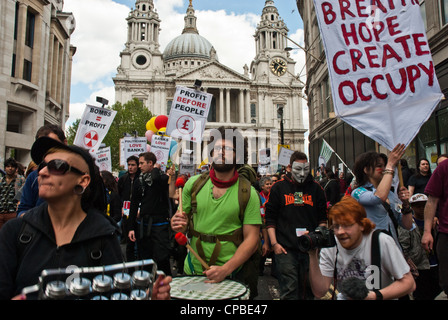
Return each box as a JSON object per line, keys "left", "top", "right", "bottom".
{"left": 410, "top": 193, "right": 428, "bottom": 203}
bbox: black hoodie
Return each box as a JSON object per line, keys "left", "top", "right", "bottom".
{"left": 265, "top": 173, "right": 328, "bottom": 252}
{"left": 0, "top": 203, "right": 122, "bottom": 299}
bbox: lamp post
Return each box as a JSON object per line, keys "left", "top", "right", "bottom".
{"left": 96, "top": 96, "right": 109, "bottom": 108}
{"left": 277, "top": 105, "right": 284, "bottom": 145}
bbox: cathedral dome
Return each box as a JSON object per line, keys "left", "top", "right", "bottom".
{"left": 162, "top": 1, "right": 218, "bottom": 63}
{"left": 163, "top": 33, "right": 217, "bottom": 61}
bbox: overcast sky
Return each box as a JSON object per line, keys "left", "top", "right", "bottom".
{"left": 63, "top": 0, "right": 307, "bottom": 133}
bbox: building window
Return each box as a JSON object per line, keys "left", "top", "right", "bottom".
{"left": 136, "top": 55, "right": 147, "bottom": 65}
{"left": 442, "top": 0, "right": 448, "bottom": 25}
{"left": 167, "top": 100, "right": 172, "bottom": 115}
{"left": 23, "top": 59, "right": 32, "bottom": 82}
{"left": 324, "top": 78, "right": 332, "bottom": 116}
{"left": 11, "top": 54, "right": 16, "bottom": 77}
{"left": 14, "top": 2, "right": 19, "bottom": 40}
{"left": 277, "top": 104, "right": 284, "bottom": 119}
{"left": 25, "top": 10, "right": 36, "bottom": 48}
{"left": 250, "top": 103, "right": 257, "bottom": 118}
{"left": 419, "top": 0, "right": 427, "bottom": 30}
{"left": 208, "top": 98, "right": 216, "bottom": 122}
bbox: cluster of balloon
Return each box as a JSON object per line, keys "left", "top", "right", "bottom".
{"left": 145, "top": 115, "right": 177, "bottom": 158}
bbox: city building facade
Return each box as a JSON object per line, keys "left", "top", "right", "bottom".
{"left": 0, "top": 0, "right": 76, "bottom": 167}
{"left": 113, "top": 0, "right": 307, "bottom": 167}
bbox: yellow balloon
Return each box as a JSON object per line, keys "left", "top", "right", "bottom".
{"left": 146, "top": 117, "right": 157, "bottom": 132}
{"left": 157, "top": 127, "right": 166, "bottom": 136}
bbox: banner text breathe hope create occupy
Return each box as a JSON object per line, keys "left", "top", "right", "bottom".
{"left": 320, "top": 0, "right": 434, "bottom": 105}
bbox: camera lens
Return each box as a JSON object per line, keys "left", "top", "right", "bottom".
{"left": 298, "top": 234, "right": 314, "bottom": 252}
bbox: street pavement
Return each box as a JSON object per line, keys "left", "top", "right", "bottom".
{"left": 254, "top": 258, "right": 280, "bottom": 300}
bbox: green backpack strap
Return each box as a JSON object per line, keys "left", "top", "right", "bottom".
{"left": 188, "top": 172, "right": 252, "bottom": 270}
{"left": 237, "top": 176, "right": 251, "bottom": 223}
{"left": 188, "top": 171, "right": 210, "bottom": 235}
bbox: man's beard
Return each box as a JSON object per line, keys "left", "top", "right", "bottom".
{"left": 211, "top": 161, "right": 236, "bottom": 173}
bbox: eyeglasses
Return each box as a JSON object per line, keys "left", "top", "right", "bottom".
{"left": 329, "top": 223, "right": 356, "bottom": 231}
{"left": 38, "top": 159, "right": 86, "bottom": 176}
{"left": 213, "top": 146, "right": 235, "bottom": 153}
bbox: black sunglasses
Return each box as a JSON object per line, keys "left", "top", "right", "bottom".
{"left": 38, "top": 159, "right": 86, "bottom": 176}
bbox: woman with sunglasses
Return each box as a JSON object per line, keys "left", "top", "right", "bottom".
{"left": 0, "top": 137, "right": 171, "bottom": 300}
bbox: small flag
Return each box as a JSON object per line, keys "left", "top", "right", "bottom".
{"left": 319, "top": 139, "right": 334, "bottom": 166}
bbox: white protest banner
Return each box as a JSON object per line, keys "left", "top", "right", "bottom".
{"left": 166, "top": 86, "right": 212, "bottom": 142}
{"left": 259, "top": 148, "right": 271, "bottom": 165}
{"left": 179, "top": 164, "right": 196, "bottom": 177}
{"left": 314, "top": 0, "right": 444, "bottom": 151}
{"left": 150, "top": 135, "right": 171, "bottom": 168}
{"left": 122, "top": 137, "right": 147, "bottom": 167}
{"left": 74, "top": 105, "right": 116, "bottom": 152}
{"left": 94, "top": 147, "right": 112, "bottom": 172}
{"left": 278, "top": 147, "right": 295, "bottom": 167}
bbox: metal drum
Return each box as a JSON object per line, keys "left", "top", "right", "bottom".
{"left": 170, "top": 276, "right": 250, "bottom": 300}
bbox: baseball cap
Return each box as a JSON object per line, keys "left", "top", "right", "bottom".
{"left": 409, "top": 193, "right": 428, "bottom": 203}
{"left": 31, "top": 137, "right": 107, "bottom": 212}
{"left": 31, "top": 137, "right": 95, "bottom": 177}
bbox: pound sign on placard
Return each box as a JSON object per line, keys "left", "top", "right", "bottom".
{"left": 176, "top": 115, "right": 196, "bottom": 135}
{"left": 181, "top": 119, "right": 190, "bottom": 131}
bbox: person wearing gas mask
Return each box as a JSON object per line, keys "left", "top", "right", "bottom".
{"left": 265, "top": 151, "right": 328, "bottom": 300}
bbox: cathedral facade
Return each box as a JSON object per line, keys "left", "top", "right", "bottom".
{"left": 113, "top": 0, "right": 306, "bottom": 166}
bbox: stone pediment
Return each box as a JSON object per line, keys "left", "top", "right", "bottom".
{"left": 176, "top": 61, "right": 250, "bottom": 83}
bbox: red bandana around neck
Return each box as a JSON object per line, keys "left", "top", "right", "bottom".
{"left": 209, "top": 168, "right": 239, "bottom": 188}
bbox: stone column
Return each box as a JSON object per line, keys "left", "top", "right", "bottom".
{"left": 245, "top": 89, "right": 251, "bottom": 123}
{"left": 238, "top": 89, "right": 244, "bottom": 123}
{"left": 219, "top": 88, "right": 224, "bottom": 123}
{"left": 226, "top": 88, "right": 230, "bottom": 123}
{"left": 15, "top": 3, "right": 28, "bottom": 79}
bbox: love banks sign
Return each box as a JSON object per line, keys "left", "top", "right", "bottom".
{"left": 166, "top": 86, "right": 212, "bottom": 142}
{"left": 150, "top": 135, "right": 172, "bottom": 168}
{"left": 74, "top": 105, "right": 117, "bottom": 152}
{"left": 314, "top": 0, "right": 444, "bottom": 150}
{"left": 93, "top": 147, "right": 112, "bottom": 172}
{"left": 123, "top": 137, "right": 147, "bottom": 159}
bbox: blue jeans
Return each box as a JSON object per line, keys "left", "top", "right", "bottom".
{"left": 275, "top": 251, "right": 314, "bottom": 300}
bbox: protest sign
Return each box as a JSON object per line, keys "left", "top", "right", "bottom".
{"left": 93, "top": 147, "right": 112, "bottom": 172}
{"left": 314, "top": 0, "right": 444, "bottom": 150}
{"left": 278, "top": 147, "right": 295, "bottom": 167}
{"left": 258, "top": 148, "right": 272, "bottom": 175}
{"left": 166, "top": 86, "right": 212, "bottom": 142}
{"left": 150, "top": 134, "right": 171, "bottom": 169}
{"left": 123, "top": 137, "right": 146, "bottom": 157}
{"left": 74, "top": 105, "right": 116, "bottom": 152}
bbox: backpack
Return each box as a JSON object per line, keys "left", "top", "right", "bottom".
{"left": 188, "top": 171, "right": 253, "bottom": 266}
{"left": 187, "top": 167, "right": 261, "bottom": 298}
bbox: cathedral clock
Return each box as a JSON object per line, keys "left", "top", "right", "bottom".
{"left": 270, "top": 58, "right": 287, "bottom": 76}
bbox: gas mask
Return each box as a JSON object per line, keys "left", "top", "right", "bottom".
{"left": 291, "top": 162, "right": 310, "bottom": 184}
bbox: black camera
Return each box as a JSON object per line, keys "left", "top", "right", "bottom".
{"left": 298, "top": 226, "right": 336, "bottom": 252}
